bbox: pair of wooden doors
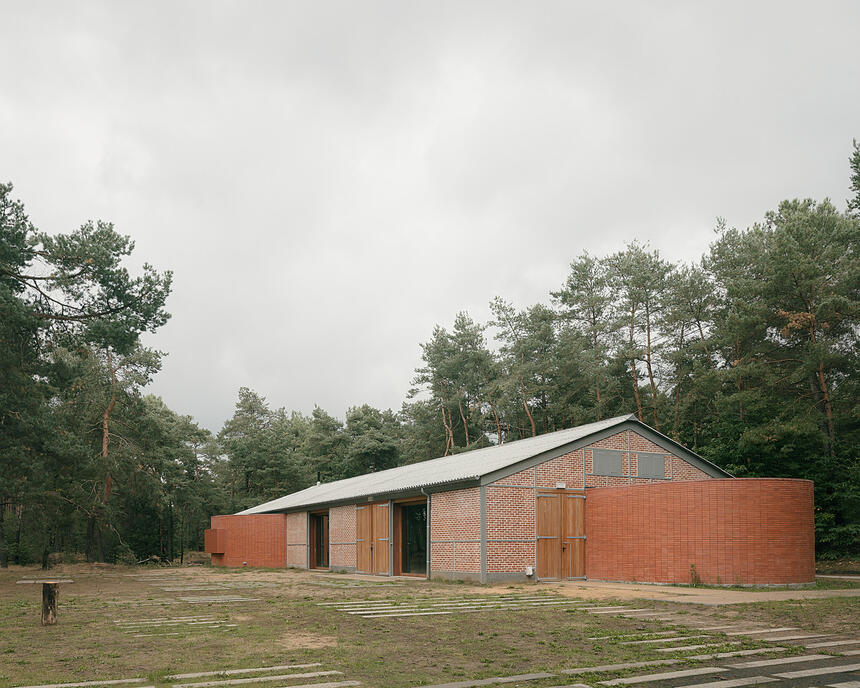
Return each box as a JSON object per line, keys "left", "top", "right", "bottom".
{"left": 356, "top": 502, "right": 389, "bottom": 575}
{"left": 536, "top": 491, "right": 586, "bottom": 580}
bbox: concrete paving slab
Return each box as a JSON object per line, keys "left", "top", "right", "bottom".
{"left": 678, "top": 677, "right": 777, "bottom": 688}
{"left": 827, "top": 682, "right": 860, "bottom": 688}
{"left": 621, "top": 635, "right": 707, "bottom": 645}
{"left": 807, "top": 640, "right": 860, "bottom": 648}
{"left": 774, "top": 663, "right": 860, "bottom": 679}
{"left": 686, "top": 648, "right": 787, "bottom": 660}
{"left": 758, "top": 633, "right": 830, "bottom": 641}
{"left": 560, "top": 660, "right": 680, "bottom": 675}
{"left": 656, "top": 643, "right": 739, "bottom": 653}
{"left": 730, "top": 654, "right": 833, "bottom": 668}
{"left": 172, "top": 672, "right": 342, "bottom": 688}
{"left": 599, "top": 667, "right": 726, "bottom": 685}
{"left": 726, "top": 627, "right": 798, "bottom": 636}
{"left": 166, "top": 665, "right": 322, "bottom": 679}
{"left": 411, "top": 672, "right": 555, "bottom": 688}
{"left": 14, "top": 681, "right": 147, "bottom": 688}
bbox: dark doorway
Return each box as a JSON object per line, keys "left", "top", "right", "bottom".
{"left": 310, "top": 512, "right": 329, "bottom": 569}
{"left": 400, "top": 503, "right": 427, "bottom": 575}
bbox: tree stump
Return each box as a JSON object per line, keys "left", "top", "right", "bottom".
{"left": 41, "top": 582, "right": 59, "bottom": 625}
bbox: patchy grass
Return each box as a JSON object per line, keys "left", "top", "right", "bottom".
{"left": 0, "top": 564, "right": 855, "bottom": 688}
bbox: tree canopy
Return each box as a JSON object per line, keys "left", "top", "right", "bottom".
{"left": 2, "top": 143, "right": 858, "bottom": 566}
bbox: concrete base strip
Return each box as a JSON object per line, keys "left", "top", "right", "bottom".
{"left": 843, "top": 650, "right": 860, "bottom": 656}
{"left": 694, "top": 625, "right": 742, "bottom": 631}
{"left": 14, "top": 680, "right": 146, "bottom": 688}
{"left": 280, "top": 683, "right": 360, "bottom": 688}
{"left": 774, "top": 663, "right": 860, "bottom": 679}
{"left": 656, "top": 643, "right": 739, "bottom": 653}
{"left": 590, "top": 632, "right": 679, "bottom": 641}
{"left": 167, "top": 665, "right": 322, "bottom": 679}
{"left": 362, "top": 611, "right": 452, "bottom": 618}
{"left": 807, "top": 640, "right": 860, "bottom": 648}
{"left": 730, "top": 654, "right": 833, "bottom": 668}
{"left": 621, "top": 635, "right": 706, "bottom": 645}
{"left": 560, "top": 660, "right": 680, "bottom": 676}
{"left": 674, "top": 677, "right": 777, "bottom": 688}
{"left": 589, "top": 609, "right": 648, "bottom": 615}
{"left": 413, "top": 672, "right": 555, "bottom": 688}
{"left": 172, "top": 672, "right": 342, "bottom": 688}
{"left": 687, "top": 648, "right": 787, "bottom": 660}
{"left": 828, "top": 682, "right": 860, "bottom": 688}
{"left": 725, "top": 627, "right": 798, "bottom": 636}
{"left": 599, "top": 667, "right": 726, "bottom": 685}
{"left": 760, "top": 633, "right": 829, "bottom": 641}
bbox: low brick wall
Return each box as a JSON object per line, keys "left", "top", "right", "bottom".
{"left": 585, "top": 478, "right": 815, "bottom": 585}
{"left": 205, "top": 514, "right": 287, "bottom": 568}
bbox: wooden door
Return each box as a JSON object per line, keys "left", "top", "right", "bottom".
{"left": 356, "top": 505, "right": 373, "bottom": 573}
{"left": 372, "top": 503, "right": 389, "bottom": 575}
{"left": 536, "top": 493, "right": 562, "bottom": 580}
{"left": 563, "top": 494, "right": 586, "bottom": 579}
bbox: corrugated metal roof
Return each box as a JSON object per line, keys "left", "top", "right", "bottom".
{"left": 238, "top": 414, "right": 637, "bottom": 514}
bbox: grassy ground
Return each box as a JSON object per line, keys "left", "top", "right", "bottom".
{"left": 0, "top": 564, "right": 857, "bottom": 688}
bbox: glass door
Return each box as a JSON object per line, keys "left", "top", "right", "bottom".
{"left": 400, "top": 503, "right": 427, "bottom": 574}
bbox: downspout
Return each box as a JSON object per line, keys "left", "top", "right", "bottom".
{"left": 421, "top": 488, "right": 431, "bottom": 579}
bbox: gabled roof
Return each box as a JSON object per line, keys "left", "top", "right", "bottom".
{"left": 237, "top": 414, "right": 731, "bottom": 514}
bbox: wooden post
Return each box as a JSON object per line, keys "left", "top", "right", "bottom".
{"left": 41, "top": 582, "right": 58, "bottom": 625}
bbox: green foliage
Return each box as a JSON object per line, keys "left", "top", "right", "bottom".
{"left": 3, "top": 141, "right": 859, "bottom": 563}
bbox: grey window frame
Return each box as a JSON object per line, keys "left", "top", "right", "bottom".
{"left": 592, "top": 448, "right": 624, "bottom": 477}
{"left": 637, "top": 452, "right": 667, "bottom": 479}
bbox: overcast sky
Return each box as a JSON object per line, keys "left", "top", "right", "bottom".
{"left": 2, "top": 2, "right": 859, "bottom": 432}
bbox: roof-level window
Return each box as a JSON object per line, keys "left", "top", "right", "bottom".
{"left": 637, "top": 452, "right": 666, "bottom": 479}
{"left": 592, "top": 449, "right": 623, "bottom": 477}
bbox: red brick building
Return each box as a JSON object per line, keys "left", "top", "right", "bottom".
{"left": 205, "top": 415, "right": 815, "bottom": 585}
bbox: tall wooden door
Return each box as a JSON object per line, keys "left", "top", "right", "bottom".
{"left": 563, "top": 494, "right": 586, "bottom": 579}
{"left": 536, "top": 490, "right": 586, "bottom": 580}
{"left": 356, "top": 505, "right": 373, "bottom": 573}
{"left": 356, "top": 502, "right": 390, "bottom": 575}
{"left": 372, "top": 503, "right": 389, "bottom": 575}
{"left": 536, "top": 493, "right": 562, "bottom": 580}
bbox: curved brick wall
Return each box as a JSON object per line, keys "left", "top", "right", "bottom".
{"left": 585, "top": 478, "right": 814, "bottom": 585}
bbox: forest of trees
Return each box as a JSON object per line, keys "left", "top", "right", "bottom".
{"left": 2, "top": 143, "right": 858, "bottom": 567}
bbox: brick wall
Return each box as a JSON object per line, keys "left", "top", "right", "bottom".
{"left": 206, "top": 514, "right": 286, "bottom": 568}
{"left": 286, "top": 511, "right": 308, "bottom": 567}
{"left": 330, "top": 504, "right": 357, "bottom": 569}
{"left": 585, "top": 478, "right": 815, "bottom": 584}
{"left": 483, "top": 429, "right": 717, "bottom": 576}
{"left": 430, "top": 487, "right": 481, "bottom": 574}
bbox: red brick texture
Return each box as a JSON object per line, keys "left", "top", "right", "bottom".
{"left": 330, "top": 504, "right": 357, "bottom": 569}
{"left": 286, "top": 512, "right": 308, "bottom": 567}
{"left": 585, "top": 478, "right": 815, "bottom": 584}
{"left": 484, "top": 429, "right": 715, "bottom": 576}
{"left": 206, "top": 514, "right": 287, "bottom": 568}
{"left": 431, "top": 488, "right": 481, "bottom": 573}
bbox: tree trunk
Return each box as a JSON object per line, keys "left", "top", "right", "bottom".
{"left": 520, "top": 376, "right": 537, "bottom": 437}
{"left": 0, "top": 499, "right": 7, "bottom": 568}
{"left": 440, "top": 402, "right": 454, "bottom": 455}
{"left": 644, "top": 301, "right": 660, "bottom": 430}
{"left": 809, "top": 325, "right": 836, "bottom": 455}
{"left": 488, "top": 400, "right": 503, "bottom": 445}
{"left": 628, "top": 307, "right": 643, "bottom": 421}
{"left": 41, "top": 583, "right": 59, "bottom": 626}
{"left": 592, "top": 328, "right": 603, "bottom": 420}
{"left": 458, "top": 399, "right": 470, "bottom": 447}
{"left": 695, "top": 319, "right": 715, "bottom": 368}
